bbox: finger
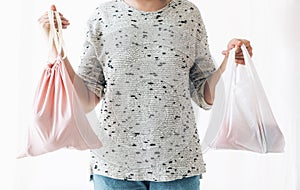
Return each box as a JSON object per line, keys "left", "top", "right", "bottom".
{"left": 50, "top": 5, "right": 67, "bottom": 21}
{"left": 227, "top": 38, "right": 243, "bottom": 52}
{"left": 54, "top": 20, "right": 70, "bottom": 29}
{"left": 249, "top": 50, "right": 253, "bottom": 57}
{"left": 51, "top": 4, "right": 57, "bottom": 11}
{"left": 242, "top": 39, "right": 253, "bottom": 51}
{"left": 60, "top": 15, "right": 68, "bottom": 21}
{"left": 235, "top": 49, "right": 245, "bottom": 56}
{"left": 235, "top": 56, "right": 244, "bottom": 59}
{"left": 38, "top": 12, "right": 60, "bottom": 25}
{"left": 235, "top": 48, "right": 242, "bottom": 54}
{"left": 228, "top": 42, "right": 235, "bottom": 50}
{"left": 39, "top": 12, "right": 63, "bottom": 22}
{"left": 233, "top": 39, "right": 243, "bottom": 47}
{"left": 227, "top": 38, "right": 238, "bottom": 50}
{"left": 236, "top": 40, "right": 243, "bottom": 47}
{"left": 241, "top": 42, "right": 253, "bottom": 57}
{"left": 235, "top": 59, "right": 245, "bottom": 65}
{"left": 247, "top": 46, "right": 253, "bottom": 57}
{"left": 239, "top": 43, "right": 252, "bottom": 55}
{"left": 40, "top": 21, "right": 50, "bottom": 30}
{"left": 38, "top": 13, "right": 49, "bottom": 23}
{"left": 38, "top": 17, "right": 50, "bottom": 28}
{"left": 60, "top": 16, "right": 70, "bottom": 25}
{"left": 246, "top": 49, "right": 253, "bottom": 57}
{"left": 61, "top": 20, "right": 70, "bottom": 26}
{"left": 61, "top": 20, "right": 70, "bottom": 28}
{"left": 235, "top": 52, "right": 244, "bottom": 58}
{"left": 242, "top": 39, "right": 250, "bottom": 47}
{"left": 235, "top": 53, "right": 244, "bottom": 58}
{"left": 55, "top": 16, "right": 70, "bottom": 24}
{"left": 222, "top": 50, "right": 229, "bottom": 57}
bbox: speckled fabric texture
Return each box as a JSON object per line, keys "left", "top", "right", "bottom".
{"left": 77, "top": 0, "right": 216, "bottom": 182}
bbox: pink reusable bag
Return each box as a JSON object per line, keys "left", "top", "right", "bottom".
{"left": 17, "top": 10, "right": 102, "bottom": 158}
{"left": 202, "top": 45, "right": 285, "bottom": 153}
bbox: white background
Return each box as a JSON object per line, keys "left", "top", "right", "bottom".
{"left": 1, "top": 0, "right": 299, "bottom": 189}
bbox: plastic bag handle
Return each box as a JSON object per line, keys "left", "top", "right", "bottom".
{"left": 227, "top": 44, "right": 253, "bottom": 84}
{"left": 228, "top": 44, "right": 251, "bottom": 66}
{"left": 48, "top": 10, "right": 66, "bottom": 60}
{"left": 240, "top": 44, "right": 258, "bottom": 81}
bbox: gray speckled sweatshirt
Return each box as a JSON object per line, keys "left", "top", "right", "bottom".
{"left": 77, "top": 0, "right": 216, "bottom": 182}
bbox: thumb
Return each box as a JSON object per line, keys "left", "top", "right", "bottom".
{"left": 51, "top": 4, "right": 57, "bottom": 11}
{"left": 222, "top": 50, "right": 229, "bottom": 57}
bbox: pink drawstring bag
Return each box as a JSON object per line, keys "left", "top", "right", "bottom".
{"left": 17, "top": 10, "right": 102, "bottom": 158}
{"left": 202, "top": 45, "right": 285, "bottom": 153}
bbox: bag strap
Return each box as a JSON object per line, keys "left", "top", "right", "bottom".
{"left": 228, "top": 44, "right": 253, "bottom": 85}
{"left": 48, "top": 10, "right": 66, "bottom": 60}
{"left": 240, "top": 44, "right": 258, "bottom": 79}
{"left": 240, "top": 44, "right": 252, "bottom": 66}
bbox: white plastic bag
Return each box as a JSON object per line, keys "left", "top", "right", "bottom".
{"left": 202, "top": 44, "right": 285, "bottom": 153}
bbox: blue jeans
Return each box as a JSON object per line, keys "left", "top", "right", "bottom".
{"left": 92, "top": 174, "right": 200, "bottom": 190}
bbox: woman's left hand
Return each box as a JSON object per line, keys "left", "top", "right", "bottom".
{"left": 222, "top": 38, "right": 253, "bottom": 65}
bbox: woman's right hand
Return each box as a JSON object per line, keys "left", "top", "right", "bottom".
{"left": 37, "top": 5, "right": 70, "bottom": 38}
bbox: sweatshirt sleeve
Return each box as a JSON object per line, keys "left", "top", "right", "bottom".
{"left": 189, "top": 6, "right": 217, "bottom": 110}
{"left": 77, "top": 10, "right": 106, "bottom": 99}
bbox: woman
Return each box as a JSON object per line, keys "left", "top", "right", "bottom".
{"left": 38, "top": 0, "right": 252, "bottom": 189}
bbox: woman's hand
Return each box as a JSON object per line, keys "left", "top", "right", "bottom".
{"left": 38, "top": 5, "right": 70, "bottom": 58}
{"left": 219, "top": 38, "right": 253, "bottom": 73}
{"left": 37, "top": 5, "right": 70, "bottom": 38}
{"left": 222, "top": 38, "right": 253, "bottom": 64}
